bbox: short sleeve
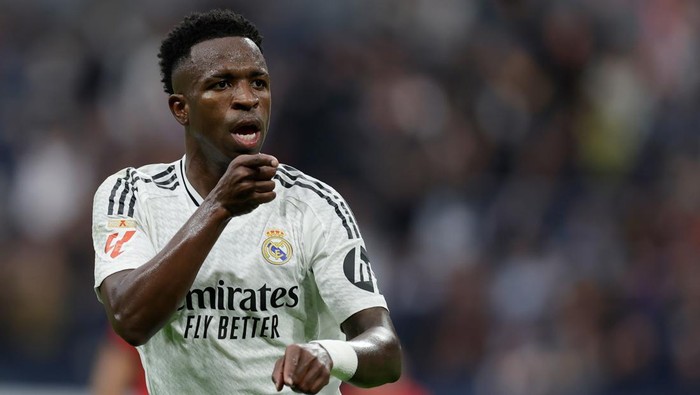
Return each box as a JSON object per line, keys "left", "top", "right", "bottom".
{"left": 304, "top": 191, "right": 387, "bottom": 326}
{"left": 92, "top": 170, "right": 157, "bottom": 301}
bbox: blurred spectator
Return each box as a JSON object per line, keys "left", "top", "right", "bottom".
{"left": 1, "top": 0, "right": 700, "bottom": 393}
{"left": 90, "top": 328, "right": 147, "bottom": 395}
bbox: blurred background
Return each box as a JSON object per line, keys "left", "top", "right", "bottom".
{"left": 1, "top": 0, "right": 700, "bottom": 394}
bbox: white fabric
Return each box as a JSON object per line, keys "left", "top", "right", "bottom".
{"left": 311, "top": 340, "right": 358, "bottom": 381}
{"left": 92, "top": 156, "right": 387, "bottom": 394}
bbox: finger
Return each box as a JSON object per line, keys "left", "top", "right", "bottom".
{"left": 283, "top": 346, "right": 302, "bottom": 387}
{"left": 254, "top": 180, "right": 276, "bottom": 193}
{"left": 293, "top": 349, "right": 329, "bottom": 393}
{"left": 272, "top": 357, "right": 285, "bottom": 391}
{"left": 252, "top": 191, "right": 276, "bottom": 205}
{"left": 306, "top": 363, "right": 331, "bottom": 394}
{"left": 252, "top": 166, "right": 278, "bottom": 181}
{"left": 293, "top": 359, "right": 329, "bottom": 394}
{"left": 226, "top": 178, "right": 274, "bottom": 195}
{"left": 234, "top": 153, "right": 279, "bottom": 169}
{"left": 265, "top": 154, "right": 279, "bottom": 167}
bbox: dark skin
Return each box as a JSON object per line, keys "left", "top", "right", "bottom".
{"left": 98, "top": 36, "right": 401, "bottom": 393}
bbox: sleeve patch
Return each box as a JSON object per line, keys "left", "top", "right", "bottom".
{"left": 106, "top": 219, "right": 137, "bottom": 229}
{"left": 104, "top": 230, "right": 137, "bottom": 259}
{"left": 343, "top": 246, "right": 378, "bottom": 293}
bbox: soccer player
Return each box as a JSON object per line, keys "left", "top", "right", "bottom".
{"left": 91, "top": 9, "right": 402, "bottom": 394}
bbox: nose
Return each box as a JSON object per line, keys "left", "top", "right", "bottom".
{"left": 232, "top": 82, "right": 259, "bottom": 110}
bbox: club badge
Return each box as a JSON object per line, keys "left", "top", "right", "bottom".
{"left": 262, "top": 229, "right": 293, "bottom": 265}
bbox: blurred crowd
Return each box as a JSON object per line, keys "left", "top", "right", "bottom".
{"left": 1, "top": 0, "right": 700, "bottom": 394}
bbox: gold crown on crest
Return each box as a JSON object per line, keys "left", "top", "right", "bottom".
{"left": 265, "top": 229, "right": 285, "bottom": 238}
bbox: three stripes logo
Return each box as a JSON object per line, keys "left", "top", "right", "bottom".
{"left": 273, "top": 165, "right": 360, "bottom": 240}
{"left": 343, "top": 246, "right": 378, "bottom": 293}
{"left": 107, "top": 165, "right": 179, "bottom": 217}
{"left": 273, "top": 165, "right": 377, "bottom": 292}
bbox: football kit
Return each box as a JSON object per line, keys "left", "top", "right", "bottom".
{"left": 92, "top": 156, "right": 387, "bottom": 394}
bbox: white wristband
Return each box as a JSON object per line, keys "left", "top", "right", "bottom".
{"left": 311, "top": 340, "right": 358, "bottom": 381}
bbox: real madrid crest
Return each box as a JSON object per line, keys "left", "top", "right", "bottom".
{"left": 262, "top": 229, "right": 293, "bottom": 265}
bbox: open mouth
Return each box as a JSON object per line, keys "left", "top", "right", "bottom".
{"left": 230, "top": 121, "right": 262, "bottom": 148}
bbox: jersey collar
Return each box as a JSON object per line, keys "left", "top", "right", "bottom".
{"left": 179, "top": 155, "right": 204, "bottom": 207}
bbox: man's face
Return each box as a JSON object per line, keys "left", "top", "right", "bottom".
{"left": 171, "top": 36, "right": 271, "bottom": 165}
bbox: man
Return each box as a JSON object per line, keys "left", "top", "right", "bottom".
{"left": 91, "top": 9, "right": 402, "bottom": 394}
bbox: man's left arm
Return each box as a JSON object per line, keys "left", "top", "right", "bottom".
{"left": 339, "top": 306, "right": 402, "bottom": 386}
{"left": 272, "top": 306, "right": 401, "bottom": 393}
{"left": 271, "top": 180, "right": 402, "bottom": 393}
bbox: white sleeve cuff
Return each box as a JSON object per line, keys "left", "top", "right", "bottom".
{"left": 311, "top": 339, "right": 358, "bottom": 381}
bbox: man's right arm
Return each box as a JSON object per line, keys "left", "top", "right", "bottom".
{"left": 98, "top": 154, "right": 278, "bottom": 346}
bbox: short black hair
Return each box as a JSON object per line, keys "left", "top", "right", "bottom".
{"left": 158, "top": 9, "right": 263, "bottom": 94}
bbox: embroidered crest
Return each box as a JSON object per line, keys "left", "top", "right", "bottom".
{"left": 262, "top": 229, "right": 293, "bottom": 265}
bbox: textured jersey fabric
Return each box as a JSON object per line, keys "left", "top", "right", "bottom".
{"left": 92, "top": 156, "right": 387, "bottom": 394}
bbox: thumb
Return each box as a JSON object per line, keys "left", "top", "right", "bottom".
{"left": 272, "top": 357, "right": 285, "bottom": 391}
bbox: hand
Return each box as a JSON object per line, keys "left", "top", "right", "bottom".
{"left": 272, "top": 343, "right": 332, "bottom": 394}
{"left": 210, "top": 154, "right": 278, "bottom": 217}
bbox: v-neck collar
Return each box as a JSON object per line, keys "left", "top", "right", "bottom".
{"left": 179, "top": 155, "right": 203, "bottom": 207}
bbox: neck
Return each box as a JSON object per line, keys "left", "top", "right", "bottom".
{"left": 184, "top": 150, "right": 229, "bottom": 199}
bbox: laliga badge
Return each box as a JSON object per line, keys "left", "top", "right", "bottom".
{"left": 262, "top": 229, "right": 293, "bottom": 265}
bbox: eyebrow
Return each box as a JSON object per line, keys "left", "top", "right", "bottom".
{"left": 207, "top": 69, "right": 269, "bottom": 80}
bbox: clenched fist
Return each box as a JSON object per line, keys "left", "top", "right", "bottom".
{"left": 272, "top": 343, "right": 333, "bottom": 394}
{"left": 209, "top": 153, "right": 278, "bottom": 217}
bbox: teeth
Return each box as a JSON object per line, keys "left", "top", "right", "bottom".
{"left": 236, "top": 133, "right": 257, "bottom": 141}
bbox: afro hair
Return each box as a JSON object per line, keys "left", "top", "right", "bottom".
{"left": 158, "top": 9, "right": 263, "bottom": 94}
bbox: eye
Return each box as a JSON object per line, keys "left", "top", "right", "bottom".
{"left": 213, "top": 80, "right": 231, "bottom": 90}
{"left": 251, "top": 79, "right": 268, "bottom": 89}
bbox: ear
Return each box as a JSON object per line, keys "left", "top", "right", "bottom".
{"left": 168, "top": 94, "right": 189, "bottom": 126}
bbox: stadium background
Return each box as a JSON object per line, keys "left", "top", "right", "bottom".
{"left": 1, "top": 0, "right": 700, "bottom": 394}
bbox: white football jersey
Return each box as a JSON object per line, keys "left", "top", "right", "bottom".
{"left": 92, "top": 156, "right": 388, "bottom": 394}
